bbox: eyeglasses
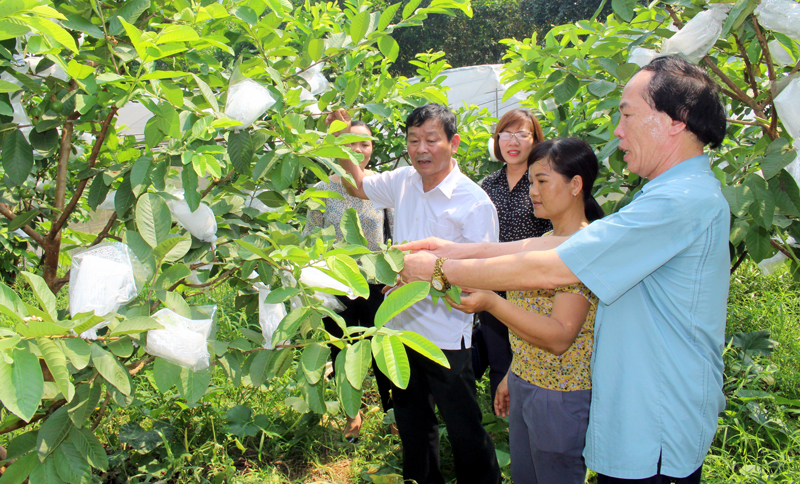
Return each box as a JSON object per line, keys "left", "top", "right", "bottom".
{"left": 498, "top": 131, "right": 533, "bottom": 142}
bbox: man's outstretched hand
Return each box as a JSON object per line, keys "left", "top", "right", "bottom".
{"left": 398, "top": 250, "right": 438, "bottom": 284}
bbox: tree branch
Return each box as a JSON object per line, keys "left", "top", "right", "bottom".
{"left": 126, "top": 355, "right": 155, "bottom": 375}
{"left": 201, "top": 170, "right": 234, "bottom": 199}
{"left": 49, "top": 107, "right": 119, "bottom": 239}
{"left": 89, "top": 212, "right": 118, "bottom": 248}
{"left": 90, "top": 391, "right": 112, "bottom": 431}
{"left": 790, "top": 58, "right": 800, "bottom": 76}
{"left": 726, "top": 117, "right": 769, "bottom": 128}
{"left": 0, "top": 203, "right": 46, "bottom": 246}
{"left": 733, "top": 32, "right": 759, "bottom": 96}
{"left": 54, "top": 114, "right": 77, "bottom": 213}
{"left": 0, "top": 399, "right": 66, "bottom": 435}
{"left": 731, "top": 251, "right": 748, "bottom": 274}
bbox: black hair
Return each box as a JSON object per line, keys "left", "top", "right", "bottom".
{"left": 405, "top": 103, "right": 458, "bottom": 141}
{"left": 639, "top": 56, "right": 727, "bottom": 149}
{"left": 528, "top": 138, "right": 605, "bottom": 222}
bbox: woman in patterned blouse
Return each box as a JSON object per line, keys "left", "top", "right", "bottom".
{"left": 450, "top": 138, "right": 605, "bottom": 484}
{"left": 304, "top": 120, "right": 393, "bottom": 442}
{"left": 475, "top": 108, "right": 552, "bottom": 402}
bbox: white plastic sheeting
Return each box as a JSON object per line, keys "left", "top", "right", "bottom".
{"left": 662, "top": 4, "right": 733, "bottom": 63}
{"left": 774, "top": 77, "right": 800, "bottom": 183}
{"left": 145, "top": 305, "right": 217, "bottom": 371}
{"left": 166, "top": 190, "right": 218, "bottom": 244}
{"left": 224, "top": 78, "right": 276, "bottom": 130}
{"left": 69, "top": 241, "right": 145, "bottom": 339}
{"left": 755, "top": 0, "right": 800, "bottom": 42}
{"left": 255, "top": 283, "right": 288, "bottom": 350}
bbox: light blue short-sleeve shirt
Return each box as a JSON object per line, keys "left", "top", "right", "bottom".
{"left": 556, "top": 155, "right": 730, "bottom": 479}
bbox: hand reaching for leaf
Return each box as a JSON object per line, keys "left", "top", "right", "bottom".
{"left": 446, "top": 287, "right": 499, "bottom": 314}
{"left": 324, "top": 107, "right": 351, "bottom": 136}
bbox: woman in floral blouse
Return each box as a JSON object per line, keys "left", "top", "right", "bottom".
{"left": 304, "top": 120, "right": 393, "bottom": 442}
{"left": 450, "top": 138, "right": 604, "bottom": 484}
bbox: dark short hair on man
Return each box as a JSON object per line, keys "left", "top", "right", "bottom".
{"left": 639, "top": 56, "right": 727, "bottom": 149}
{"left": 405, "top": 103, "right": 458, "bottom": 141}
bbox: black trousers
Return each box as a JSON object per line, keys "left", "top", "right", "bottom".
{"left": 472, "top": 311, "right": 513, "bottom": 401}
{"left": 392, "top": 344, "right": 501, "bottom": 484}
{"left": 597, "top": 455, "right": 702, "bottom": 484}
{"left": 322, "top": 283, "right": 392, "bottom": 411}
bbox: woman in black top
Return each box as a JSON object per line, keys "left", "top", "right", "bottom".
{"left": 474, "top": 108, "right": 552, "bottom": 400}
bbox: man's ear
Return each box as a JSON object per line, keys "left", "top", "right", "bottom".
{"left": 668, "top": 118, "right": 687, "bottom": 136}
{"left": 450, "top": 133, "right": 461, "bottom": 154}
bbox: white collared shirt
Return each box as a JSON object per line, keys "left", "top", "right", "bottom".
{"left": 363, "top": 160, "right": 499, "bottom": 349}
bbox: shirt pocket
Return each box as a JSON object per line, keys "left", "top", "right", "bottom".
{"left": 426, "top": 219, "right": 460, "bottom": 240}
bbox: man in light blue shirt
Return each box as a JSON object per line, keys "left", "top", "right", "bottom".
{"left": 397, "top": 56, "right": 730, "bottom": 482}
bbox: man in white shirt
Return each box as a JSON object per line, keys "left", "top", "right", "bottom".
{"left": 335, "top": 104, "right": 501, "bottom": 484}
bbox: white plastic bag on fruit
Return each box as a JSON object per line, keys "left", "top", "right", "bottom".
{"left": 69, "top": 241, "right": 146, "bottom": 339}
{"left": 166, "top": 191, "right": 217, "bottom": 244}
{"left": 774, "top": 77, "right": 800, "bottom": 140}
{"left": 299, "top": 62, "right": 329, "bottom": 95}
{"left": 299, "top": 88, "right": 323, "bottom": 116}
{"left": 97, "top": 191, "right": 116, "bottom": 210}
{"left": 629, "top": 47, "right": 660, "bottom": 67}
{"left": 769, "top": 39, "right": 796, "bottom": 67}
{"left": 255, "top": 283, "right": 288, "bottom": 349}
{"left": 758, "top": 237, "right": 799, "bottom": 275}
{"left": 755, "top": 0, "right": 800, "bottom": 42}
{"left": 224, "top": 78, "right": 275, "bottom": 131}
{"left": 661, "top": 4, "right": 732, "bottom": 63}
{"left": 145, "top": 306, "right": 217, "bottom": 370}
{"left": 280, "top": 265, "right": 354, "bottom": 312}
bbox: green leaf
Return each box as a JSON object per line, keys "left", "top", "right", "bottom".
{"left": 0, "top": 452, "right": 37, "bottom": 484}
{"left": 327, "top": 254, "right": 369, "bottom": 299}
{"left": 90, "top": 344, "right": 132, "bottom": 395}
{"left": 398, "top": 331, "right": 449, "bottom": 368}
{"left": 362, "top": 253, "right": 397, "bottom": 285}
{"left": 301, "top": 343, "right": 330, "bottom": 385}
{"left": 0, "top": 348, "right": 44, "bottom": 422}
{"left": 554, "top": 74, "right": 580, "bottom": 105}
{"left": 136, "top": 193, "right": 172, "bottom": 248}
{"left": 29, "top": 455, "right": 66, "bottom": 484}
{"left": 769, "top": 174, "right": 800, "bottom": 217}
{"left": 36, "top": 406, "right": 72, "bottom": 461}
{"left": 264, "top": 286, "right": 302, "bottom": 304}
{"left": 177, "top": 367, "right": 211, "bottom": 404}
{"left": 350, "top": 10, "right": 370, "bottom": 44}
{"left": 402, "top": 0, "right": 423, "bottom": 19}
{"left": 192, "top": 74, "right": 219, "bottom": 112}
{"left": 69, "top": 426, "right": 108, "bottom": 471}
{"left": 20, "top": 271, "right": 58, "bottom": 320}
{"left": 745, "top": 224, "right": 772, "bottom": 263}
{"left": 110, "top": 316, "right": 163, "bottom": 335}
{"left": 300, "top": 378, "right": 326, "bottom": 414}
{"left": 37, "top": 338, "right": 74, "bottom": 402}
{"left": 29, "top": 128, "right": 58, "bottom": 157}
{"left": 153, "top": 357, "right": 181, "bottom": 393}
{"left": 61, "top": 338, "right": 91, "bottom": 370}
{"left": 378, "top": 3, "right": 401, "bottom": 30}
{"left": 182, "top": 165, "right": 200, "bottom": 212}
{"left": 379, "top": 334, "right": 410, "bottom": 389}
{"left": 761, "top": 147, "right": 797, "bottom": 180}
{"left": 374, "top": 281, "right": 429, "bottom": 328}
{"left": 66, "top": 380, "right": 102, "bottom": 427}
{"left": 335, "top": 350, "right": 361, "bottom": 418}
{"left": 344, "top": 76, "right": 362, "bottom": 107}
{"left": 345, "top": 339, "right": 371, "bottom": 390}
{"left": 308, "top": 39, "right": 324, "bottom": 61}
{"left": 7, "top": 209, "right": 38, "bottom": 232}
{"left": 378, "top": 35, "right": 399, "bottom": 62}
{"left": 2, "top": 129, "right": 33, "bottom": 188}
{"left": 154, "top": 264, "right": 191, "bottom": 290}
{"left": 720, "top": 0, "right": 758, "bottom": 38}
{"left": 228, "top": 130, "right": 254, "bottom": 175}
{"left": 54, "top": 439, "right": 91, "bottom": 483}
{"left": 722, "top": 184, "right": 754, "bottom": 217}
{"left": 612, "top": 0, "right": 634, "bottom": 22}
{"left": 153, "top": 235, "right": 192, "bottom": 265}
{"left": 107, "top": 0, "right": 150, "bottom": 35}
{"left": 16, "top": 320, "right": 68, "bottom": 338}
{"left": 383, "top": 248, "right": 404, "bottom": 273}
{"left": 249, "top": 350, "right": 272, "bottom": 387}
{"left": 0, "top": 281, "right": 27, "bottom": 323}
{"left": 587, "top": 79, "right": 617, "bottom": 98}
{"left": 747, "top": 175, "right": 775, "bottom": 229}
{"left": 159, "top": 290, "right": 191, "bottom": 317}
{"left": 340, "top": 208, "right": 369, "bottom": 246}
{"left": 272, "top": 307, "right": 310, "bottom": 347}
{"left": 729, "top": 330, "right": 777, "bottom": 357}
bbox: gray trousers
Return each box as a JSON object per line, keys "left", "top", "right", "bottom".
{"left": 508, "top": 372, "right": 591, "bottom": 484}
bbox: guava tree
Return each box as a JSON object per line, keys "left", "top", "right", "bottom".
{"left": 500, "top": 0, "right": 800, "bottom": 274}
{"left": 0, "top": 0, "right": 475, "bottom": 479}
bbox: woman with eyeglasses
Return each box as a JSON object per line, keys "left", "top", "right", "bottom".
{"left": 474, "top": 109, "right": 552, "bottom": 402}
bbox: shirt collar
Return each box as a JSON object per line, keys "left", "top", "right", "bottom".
{"left": 641, "top": 155, "right": 711, "bottom": 194}
{"left": 410, "top": 159, "right": 462, "bottom": 198}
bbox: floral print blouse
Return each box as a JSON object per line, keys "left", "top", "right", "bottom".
{"left": 304, "top": 180, "right": 392, "bottom": 251}
{"left": 507, "top": 281, "right": 598, "bottom": 392}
